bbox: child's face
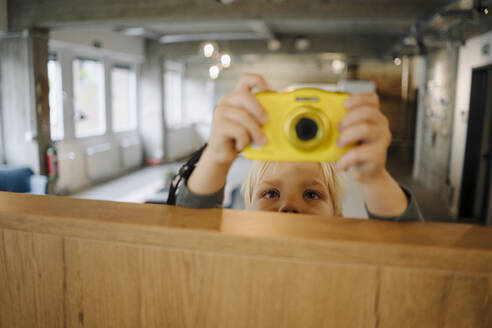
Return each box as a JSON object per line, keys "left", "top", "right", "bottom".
{"left": 249, "top": 162, "right": 336, "bottom": 216}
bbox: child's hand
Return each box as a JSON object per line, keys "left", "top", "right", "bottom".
{"left": 187, "top": 74, "right": 269, "bottom": 195}
{"left": 336, "top": 93, "right": 392, "bottom": 183}
{"left": 204, "top": 73, "right": 270, "bottom": 165}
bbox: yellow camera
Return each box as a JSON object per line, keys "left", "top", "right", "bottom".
{"left": 243, "top": 88, "right": 351, "bottom": 162}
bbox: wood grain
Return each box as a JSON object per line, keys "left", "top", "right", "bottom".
{"left": 0, "top": 192, "right": 492, "bottom": 327}
{"left": 0, "top": 229, "right": 65, "bottom": 328}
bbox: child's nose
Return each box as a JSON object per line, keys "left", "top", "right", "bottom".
{"left": 279, "top": 207, "right": 299, "bottom": 213}
{"left": 278, "top": 200, "right": 300, "bottom": 213}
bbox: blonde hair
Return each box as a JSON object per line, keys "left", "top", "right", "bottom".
{"left": 241, "top": 161, "right": 345, "bottom": 216}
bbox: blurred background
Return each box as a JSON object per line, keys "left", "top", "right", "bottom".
{"left": 0, "top": 0, "right": 491, "bottom": 223}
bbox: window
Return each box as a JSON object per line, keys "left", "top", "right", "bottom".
{"left": 164, "top": 61, "right": 215, "bottom": 128}
{"left": 73, "top": 58, "right": 106, "bottom": 137}
{"left": 164, "top": 68, "right": 183, "bottom": 127}
{"left": 47, "top": 55, "right": 64, "bottom": 140}
{"left": 111, "top": 66, "right": 137, "bottom": 132}
{"left": 182, "top": 77, "right": 215, "bottom": 125}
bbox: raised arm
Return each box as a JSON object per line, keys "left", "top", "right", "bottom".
{"left": 336, "top": 93, "right": 421, "bottom": 219}
{"left": 181, "top": 74, "right": 270, "bottom": 206}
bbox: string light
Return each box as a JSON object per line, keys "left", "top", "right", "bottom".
{"left": 203, "top": 43, "right": 215, "bottom": 58}
{"left": 221, "top": 54, "right": 231, "bottom": 68}
{"left": 209, "top": 65, "right": 220, "bottom": 79}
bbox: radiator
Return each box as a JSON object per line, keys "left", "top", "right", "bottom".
{"left": 85, "top": 143, "right": 118, "bottom": 182}
{"left": 166, "top": 126, "right": 202, "bottom": 161}
{"left": 120, "top": 136, "right": 143, "bottom": 170}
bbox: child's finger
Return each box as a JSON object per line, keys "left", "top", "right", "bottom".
{"left": 336, "top": 144, "right": 383, "bottom": 171}
{"left": 344, "top": 93, "right": 380, "bottom": 110}
{"left": 337, "top": 123, "right": 386, "bottom": 148}
{"left": 338, "top": 106, "right": 388, "bottom": 132}
{"left": 221, "top": 92, "right": 269, "bottom": 124}
{"left": 220, "top": 119, "right": 252, "bottom": 152}
{"left": 219, "top": 105, "right": 267, "bottom": 146}
{"left": 234, "top": 73, "right": 270, "bottom": 93}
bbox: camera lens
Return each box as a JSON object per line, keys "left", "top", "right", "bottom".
{"left": 295, "top": 118, "right": 318, "bottom": 141}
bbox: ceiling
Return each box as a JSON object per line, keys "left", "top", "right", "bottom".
{"left": 8, "top": 0, "right": 492, "bottom": 58}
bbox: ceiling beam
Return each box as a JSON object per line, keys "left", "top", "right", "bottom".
{"left": 247, "top": 21, "right": 277, "bottom": 40}
{"left": 159, "top": 32, "right": 265, "bottom": 44}
{"left": 151, "top": 34, "right": 400, "bottom": 60}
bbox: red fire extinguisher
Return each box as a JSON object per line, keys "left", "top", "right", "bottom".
{"left": 46, "top": 142, "right": 59, "bottom": 183}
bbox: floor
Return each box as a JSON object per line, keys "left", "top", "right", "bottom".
{"left": 74, "top": 151, "right": 452, "bottom": 221}
{"left": 73, "top": 163, "right": 182, "bottom": 203}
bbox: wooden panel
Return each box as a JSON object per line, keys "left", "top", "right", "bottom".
{"left": 378, "top": 268, "right": 492, "bottom": 328}
{"left": 441, "top": 275, "right": 492, "bottom": 327}
{"left": 64, "top": 238, "right": 379, "bottom": 328}
{"left": 0, "top": 192, "right": 492, "bottom": 327}
{"left": 0, "top": 193, "right": 492, "bottom": 274}
{"left": 0, "top": 229, "right": 64, "bottom": 328}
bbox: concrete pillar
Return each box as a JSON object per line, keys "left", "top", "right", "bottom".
{"left": 0, "top": 29, "right": 51, "bottom": 174}
{"left": 139, "top": 40, "right": 165, "bottom": 164}
{"left": 0, "top": 0, "right": 6, "bottom": 34}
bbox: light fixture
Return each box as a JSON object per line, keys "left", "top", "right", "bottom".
{"left": 216, "top": 0, "right": 236, "bottom": 4}
{"left": 209, "top": 65, "right": 220, "bottom": 79}
{"left": 202, "top": 42, "right": 216, "bottom": 58}
{"left": 332, "top": 59, "right": 346, "bottom": 73}
{"left": 394, "top": 57, "right": 402, "bottom": 66}
{"left": 123, "top": 27, "right": 146, "bottom": 36}
{"left": 294, "top": 37, "right": 311, "bottom": 51}
{"left": 475, "top": 0, "right": 489, "bottom": 15}
{"left": 221, "top": 53, "right": 232, "bottom": 68}
{"left": 267, "top": 39, "right": 282, "bottom": 51}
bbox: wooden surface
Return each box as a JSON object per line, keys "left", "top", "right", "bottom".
{"left": 1, "top": 192, "right": 491, "bottom": 327}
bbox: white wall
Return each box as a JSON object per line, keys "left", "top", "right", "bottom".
{"left": 49, "top": 29, "right": 145, "bottom": 193}
{"left": 186, "top": 54, "right": 346, "bottom": 104}
{"left": 166, "top": 126, "right": 202, "bottom": 161}
{"left": 450, "top": 30, "right": 492, "bottom": 215}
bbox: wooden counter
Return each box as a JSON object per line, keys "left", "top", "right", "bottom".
{"left": 0, "top": 192, "right": 491, "bottom": 327}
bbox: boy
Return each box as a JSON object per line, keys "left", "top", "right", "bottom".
{"left": 176, "top": 74, "right": 422, "bottom": 221}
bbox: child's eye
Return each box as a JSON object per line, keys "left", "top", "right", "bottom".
{"left": 262, "top": 189, "right": 280, "bottom": 199}
{"left": 304, "top": 190, "right": 321, "bottom": 200}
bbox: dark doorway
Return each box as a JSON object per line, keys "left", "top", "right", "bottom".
{"left": 459, "top": 64, "right": 492, "bottom": 225}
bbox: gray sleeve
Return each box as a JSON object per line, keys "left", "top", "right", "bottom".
{"left": 175, "top": 180, "right": 225, "bottom": 209}
{"left": 366, "top": 185, "right": 424, "bottom": 222}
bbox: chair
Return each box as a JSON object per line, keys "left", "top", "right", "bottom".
{"left": 0, "top": 166, "right": 48, "bottom": 194}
